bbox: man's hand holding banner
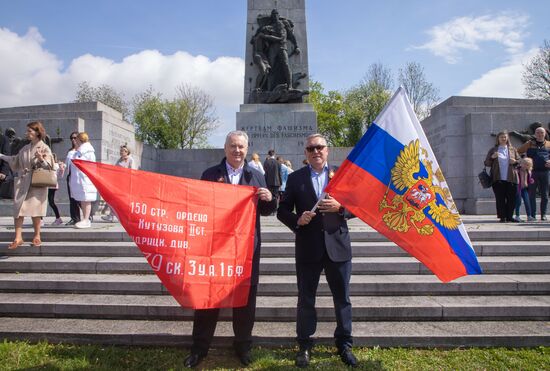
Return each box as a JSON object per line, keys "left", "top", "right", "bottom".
{"left": 73, "top": 160, "right": 257, "bottom": 309}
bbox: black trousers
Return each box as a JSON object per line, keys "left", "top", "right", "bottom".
{"left": 47, "top": 188, "right": 60, "bottom": 219}
{"left": 296, "top": 254, "right": 352, "bottom": 351}
{"left": 66, "top": 175, "right": 80, "bottom": 222}
{"left": 190, "top": 284, "right": 257, "bottom": 356}
{"left": 492, "top": 180, "right": 516, "bottom": 221}
{"left": 529, "top": 171, "right": 549, "bottom": 218}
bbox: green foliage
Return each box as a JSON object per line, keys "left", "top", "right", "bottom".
{"left": 308, "top": 62, "right": 440, "bottom": 145}
{"left": 75, "top": 81, "right": 130, "bottom": 120}
{"left": 132, "top": 84, "right": 219, "bottom": 149}
{"left": 132, "top": 88, "right": 179, "bottom": 149}
{"left": 0, "top": 341, "right": 548, "bottom": 370}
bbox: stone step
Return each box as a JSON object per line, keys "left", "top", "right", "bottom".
{"left": 2, "top": 225, "right": 550, "bottom": 243}
{"left": 0, "top": 256, "right": 548, "bottom": 275}
{"left": 0, "top": 317, "right": 547, "bottom": 347}
{"left": 0, "top": 293, "right": 548, "bottom": 321}
{"left": 1, "top": 240, "right": 550, "bottom": 258}
{"left": 0, "top": 273, "right": 548, "bottom": 296}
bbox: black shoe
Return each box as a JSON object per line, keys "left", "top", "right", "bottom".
{"left": 65, "top": 219, "right": 77, "bottom": 226}
{"left": 507, "top": 218, "right": 519, "bottom": 223}
{"left": 295, "top": 348, "right": 311, "bottom": 368}
{"left": 184, "top": 353, "right": 204, "bottom": 368}
{"left": 339, "top": 347, "right": 358, "bottom": 367}
{"left": 236, "top": 350, "right": 252, "bottom": 366}
{"left": 499, "top": 218, "right": 506, "bottom": 223}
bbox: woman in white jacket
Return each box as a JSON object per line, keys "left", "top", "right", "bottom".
{"left": 69, "top": 132, "right": 97, "bottom": 229}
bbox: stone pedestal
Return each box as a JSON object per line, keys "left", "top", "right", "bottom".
{"left": 237, "top": 103, "right": 316, "bottom": 167}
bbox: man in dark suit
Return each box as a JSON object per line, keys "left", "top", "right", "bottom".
{"left": 184, "top": 130, "right": 276, "bottom": 368}
{"left": 263, "top": 149, "right": 282, "bottom": 201}
{"left": 277, "top": 133, "right": 357, "bottom": 368}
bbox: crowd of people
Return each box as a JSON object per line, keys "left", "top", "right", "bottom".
{"left": 0, "top": 122, "right": 138, "bottom": 241}
{"left": 484, "top": 125, "right": 550, "bottom": 222}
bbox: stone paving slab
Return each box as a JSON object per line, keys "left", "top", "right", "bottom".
{"left": 0, "top": 293, "right": 548, "bottom": 321}
{"left": 2, "top": 240, "right": 549, "bottom": 258}
{"left": 0, "top": 318, "right": 548, "bottom": 347}
{"left": 2, "top": 216, "right": 550, "bottom": 242}
{"left": 1, "top": 273, "right": 548, "bottom": 296}
{"left": 1, "top": 256, "right": 549, "bottom": 274}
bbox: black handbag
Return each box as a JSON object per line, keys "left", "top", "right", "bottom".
{"left": 478, "top": 168, "right": 492, "bottom": 189}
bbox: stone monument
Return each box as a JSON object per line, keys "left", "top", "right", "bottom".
{"left": 237, "top": 0, "right": 316, "bottom": 167}
{"left": 421, "top": 96, "right": 550, "bottom": 214}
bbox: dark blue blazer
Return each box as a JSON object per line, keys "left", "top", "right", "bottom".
{"left": 201, "top": 158, "right": 277, "bottom": 284}
{"left": 277, "top": 165, "right": 353, "bottom": 263}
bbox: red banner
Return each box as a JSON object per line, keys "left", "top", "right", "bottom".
{"left": 72, "top": 160, "right": 258, "bottom": 309}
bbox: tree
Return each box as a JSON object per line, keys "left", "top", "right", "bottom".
{"left": 132, "top": 88, "right": 178, "bottom": 149}
{"left": 398, "top": 62, "right": 440, "bottom": 120}
{"left": 523, "top": 40, "right": 550, "bottom": 100}
{"left": 132, "top": 85, "right": 219, "bottom": 149}
{"left": 75, "top": 81, "right": 130, "bottom": 119}
{"left": 171, "top": 84, "right": 219, "bottom": 149}
{"left": 307, "top": 80, "right": 346, "bottom": 146}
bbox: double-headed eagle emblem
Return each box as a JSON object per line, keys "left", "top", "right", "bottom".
{"left": 379, "top": 139, "right": 460, "bottom": 235}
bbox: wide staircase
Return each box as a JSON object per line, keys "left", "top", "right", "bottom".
{"left": 0, "top": 216, "right": 548, "bottom": 348}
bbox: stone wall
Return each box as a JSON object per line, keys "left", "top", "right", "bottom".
{"left": 422, "top": 96, "right": 550, "bottom": 214}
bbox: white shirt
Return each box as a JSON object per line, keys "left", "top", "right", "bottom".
{"left": 309, "top": 164, "right": 329, "bottom": 199}
{"left": 225, "top": 162, "right": 244, "bottom": 185}
{"left": 497, "top": 145, "right": 509, "bottom": 181}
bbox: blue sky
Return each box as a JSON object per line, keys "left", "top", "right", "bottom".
{"left": 0, "top": 0, "right": 548, "bottom": 146}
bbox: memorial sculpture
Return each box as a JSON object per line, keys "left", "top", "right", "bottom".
{"left": 249, "top": 9, "right": 308, "bottom": 104}
{"left": 509, "top": 121, "right": 549, "bottom": 142}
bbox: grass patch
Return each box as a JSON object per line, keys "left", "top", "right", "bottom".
{"left": 0, "top": 341, "right": 548, "bottom": 370}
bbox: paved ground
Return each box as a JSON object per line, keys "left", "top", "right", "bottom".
{"left": 1, "top": 214, "right": 549, "bottom": 233}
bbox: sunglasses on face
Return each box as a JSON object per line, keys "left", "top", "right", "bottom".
{"left": 306, "top": 145, "right": 326, "bottom": 153}
{"left": 70, "top": 136, "right": 77, "bottom": 140}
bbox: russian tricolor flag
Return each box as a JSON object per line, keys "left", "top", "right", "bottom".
{"left": 325, "top": 87, "right": 482, "bottom": 282}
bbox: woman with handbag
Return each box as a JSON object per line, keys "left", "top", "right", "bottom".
{"left": 484, "top": 131, "right": 520, "bottom": 222}
{"left": 0, "top": 121, "right": 54, "bottom": 248}
{"left": 69, "top": 132, "right": 97, "bottom": 229}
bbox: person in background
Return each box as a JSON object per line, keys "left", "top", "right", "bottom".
{"left": 484, "top": 131, "right": 520, "bottom": 223}
{"left": 248, "top": 152, "right": 265, "bottom": 175}
{"left": 518, "top": 126, "right": 550, "bottom": 221}
{"left": 48, "top": 153, "right": 65, "bottom": 225}
{"left": 284, "top": 159, "right": 293, "bottom": 173}
{"left": 263, "top": 149, "right": 281, "bottom": 208}
{"left": 0, "top": 121, "right": 53, "bottom": 248}
{"left": 64, "top": 132, "right": 81, "bottom": 225}
{"left": 69, "top": 132, "right": 97, "bottom": 229}
{"left": 277, "top": 156, "right": 290, "bottom": 194}
{"left": 514, "top": 157, "right": 535, "bottom": 222}
{"left": 102, "top": 144, "right": 135, "bottom": 222}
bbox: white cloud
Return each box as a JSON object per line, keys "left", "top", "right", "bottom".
{"left": 459, "top": 48, "right": 538, "bottom": 98}
{"left": 414, "top": 13, "right": 529, "bottom": 64}
{"left": 0, "top": 27, "right": 244, "bottom": 147}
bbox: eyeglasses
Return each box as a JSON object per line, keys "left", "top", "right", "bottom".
{"left": 306, "top": 145, "right": 326, "bottom": 153}
{"left": 70, "top": 136, "right": 77, "bottom": 140}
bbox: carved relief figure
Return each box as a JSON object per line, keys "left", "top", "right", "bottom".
{"left": 249, "top": 9, "right": 308, "bottom": 103}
